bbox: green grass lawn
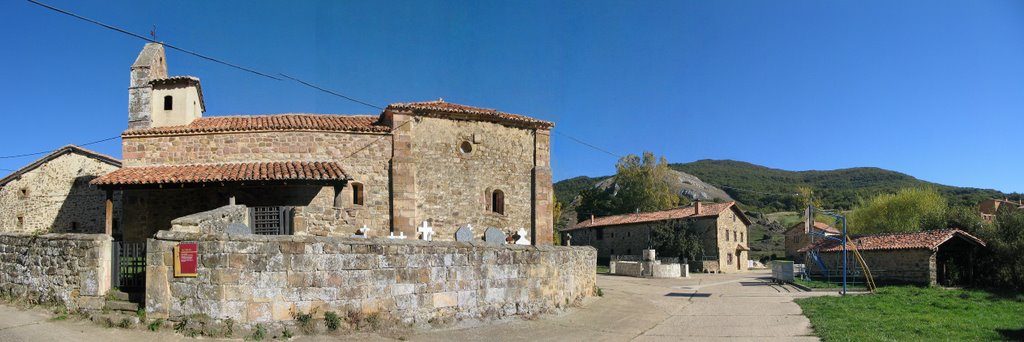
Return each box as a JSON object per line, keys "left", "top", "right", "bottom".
{"left": 794, "top": 278, "right": 842, "bottom": 289}
{"left": 596, "top": 265, "right": 609, "bottom": 274}
{"left": 796, "top": 286, "right": 1024, "bottom": 341}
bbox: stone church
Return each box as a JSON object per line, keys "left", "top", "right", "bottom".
{"left": 93, "top": 43, "right": 555, "bottom": 244}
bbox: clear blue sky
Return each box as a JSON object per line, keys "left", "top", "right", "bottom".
{"left": 2, "top": 1, "right": 1022, "bottom": 193}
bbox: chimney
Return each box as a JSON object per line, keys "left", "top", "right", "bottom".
{"left": 694, "top": 199, "right": 701, "bottom": 215}
{"left": 590, "top": 214, "right": 595, "bottom": 224}
{"left": 128, "top": 43, "right": 168, "bottom": 129}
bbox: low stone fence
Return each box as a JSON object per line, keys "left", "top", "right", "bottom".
{"left": 170, "top": 205, "right": 248, "bottom": 234}
{"left": 146, "top": 231, "right": 596, "bottom": 329}
{"left": 0, "top": 233, "right": 110, "bottom": 309}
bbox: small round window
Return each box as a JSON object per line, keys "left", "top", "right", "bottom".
{"left": 460, "top": 141, "right": 473, "bottom": 154}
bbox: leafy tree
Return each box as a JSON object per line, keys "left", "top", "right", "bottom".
{"left": 552, "top": 194, "right": 563, "bottom": 244}
{"left": 848, "top": 188, "right": 947, "bottom": 234}
{"left": 944, "top": 205, "right": 988, "bottom": 237}
{"left": 650, "top": 219, "right": 705, "bottom": 261}
{"left": 980, "top": 207, "right": 1024, "bottom": 289}
{"left": 575, "top": 186, "right": 618, "bottom": 222}
{"left": 614, "top": 152, "right": 679, "bottom": 213}
{"left": 575, "top": 152, "right": 678, "bottom": 221}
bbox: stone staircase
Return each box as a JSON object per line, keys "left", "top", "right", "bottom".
{"left": 104, "top": 289, "right": 141, "bottom": 313}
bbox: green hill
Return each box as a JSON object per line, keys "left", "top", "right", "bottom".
{"left": 669, "top": 159, "right": 1008, "bottom": 212}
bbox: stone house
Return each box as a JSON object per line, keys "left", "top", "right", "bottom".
{"left": 562, "top": 201, "right": 751, "bottom": 273}
{"left": 92, "top": 43, "right": 555, "bottom": 244}
{"left": 979, "top": 198, "right": 1023, "bottom": 223}
{"left": 0, "top": 145, "right": 122, "bottom": 234}
{"left": 783, "top": 221, "right": 839, "bottom": 260}
{"left": 801, "top": 229, "right": 985, "bottom": 286}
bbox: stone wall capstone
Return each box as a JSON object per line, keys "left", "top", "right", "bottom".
{"left": 170, "top": 205, "right": 248, "bottom": 234}
{"left": 0, "top": 233, "right": 111, "bottom": 309}
{"left": 145, "top": 231, "right": 596, "bottom": 329}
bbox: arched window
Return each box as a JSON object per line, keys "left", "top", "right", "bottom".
{"left": 352, "top": 182, "right": 364, "bottom": 206}
{"left": 164, "top": 95, "right": 173, "bottom": 110}
{"left": 70, "top": 222, "right": 78, "bottom": 232}
{"left": 491, "top": 189, "right": 504, "bottom": 215}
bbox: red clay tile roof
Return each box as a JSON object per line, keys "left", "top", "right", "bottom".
{"left": 787, "top": 221, "right": 841, "bottom": 235}
{"left": 123, "top": 114, "right": 389, "bottom": 136}
{"left": 91, "top": 161, "right": 347, "bottom": 186}
{"left": 0, "top": 145, "right": 121, "bottom": 187}
{"left": 566, "top": 202, "right": 749, "bottom": 231}
{"left": 386, "top": 99, "right": 554, "bottom": 129}
{"left": 799, "top": 229, "right": 985, "bottom": 253}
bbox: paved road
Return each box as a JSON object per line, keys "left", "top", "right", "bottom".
{"left": 316, "top": 270, "right": 828, "bottom": 342}
{"left": 0, "top": 271, "right": 826, "bottom": 341}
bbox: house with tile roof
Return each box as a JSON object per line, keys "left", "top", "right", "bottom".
{"left": 562, "top": 201, "right": 752, "bottom": 273}
{"left": 979, "top": 198, "right": 1024, "bottom": 223}
{"left": 799, "top": 229, "right": 986, "bottom": 286}
{"left": 783, "top": 221, "right": 840, "bottom": 260}
{"left": 92, "top": 43, "right": 555, "bottom": 244}
{"left": 0, "top": 145, "right": 122, "bottom": 234}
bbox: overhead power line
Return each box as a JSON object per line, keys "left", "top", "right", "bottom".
{"left": 26, "top": 0, "right": 281, "bottom": 81}
{"left": 0, "top": 136, "right": 119, "bottom": 160}
{"left": 26, "top": 0, "right": 382, "bottom": 111}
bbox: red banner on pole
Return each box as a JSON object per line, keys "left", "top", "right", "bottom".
{"left": 174, "top": 243, "right": 198, "bottom": 277}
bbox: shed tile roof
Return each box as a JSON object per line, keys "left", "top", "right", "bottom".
{"left": 787, "top": 221, "right": 840, "bottom": 235}
{"left": 91, "top": 161, "right": 347, "bottom": 186}
{"left": 0, "top": 145, "right": 121, "bottom": 187}
{"left": 123, "top": 114, "right": 389, "bottom": 136}
{"left": 386, "top": 99, "right": 554, "bottom": 129}
{"left": 566, "top": 202, "right": 749, "bottom": 231}
{"left": 799, "top": 229, "right": 985, "bottom": 253}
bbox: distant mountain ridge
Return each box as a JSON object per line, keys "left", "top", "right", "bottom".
{"left": 555, "top": 159, "right": 1010, "bottom": 213}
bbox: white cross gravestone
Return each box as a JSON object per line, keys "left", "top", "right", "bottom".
{"left": 388, "top": 231, "right": 407, "bottom": 239}
{"left": 352, "top": 225, "right": 369, "bottom": 238}
{"left": 514, "top": 228, "right": 530, "bottom": 245}
{"left": 455, "top": 224, "right": 474, "bottom": 242}
{"left": 417, "top": 221, "right": 434, "bottom": 241}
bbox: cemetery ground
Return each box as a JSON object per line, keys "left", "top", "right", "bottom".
{"left": 796, "top": 286, "right": 1024, "bottom": 341}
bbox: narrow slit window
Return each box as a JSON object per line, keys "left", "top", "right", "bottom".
{"left": 491, "top": 189, "right": 504, "bottom": 215}
{"left": 16, "top": 216, "right": 24, "bottom": 229}
{"left": 352, "top": 183, "right": 364, "bottom": 206}
{"left": 352, "top": 181, "right": 364, "bottom": 205}
{"left": 163, "top": 95, "right": 173, "bottom": 110}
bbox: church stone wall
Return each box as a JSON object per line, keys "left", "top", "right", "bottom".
{"left": 401, "top": 116, "right": 538, "bottom": 241}
{"left": 120, "top": 131, "right": 392, "bottom": 236}
{"left": 0, "top": 153, "right": 121, "bottom": 234}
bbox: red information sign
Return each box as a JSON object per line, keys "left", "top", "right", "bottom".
{"left": 174, "top": 243, "right": 198, "bottom": 277}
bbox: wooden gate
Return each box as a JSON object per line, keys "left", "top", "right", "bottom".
{"left": 249, "top": 206, "right": 294, "bottom": 235}
{"left": 111, "top": 241, "right": 147, "bottom": 291}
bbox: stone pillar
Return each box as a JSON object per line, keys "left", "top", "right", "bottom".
{"left": 390, "top": 113, "right": 417, "bottom": 237}
{"left": 104, "top": 190, "right": 114, "bottom": 236}
{"left": 531, "top": 129, "right": 554, "bottom": 245}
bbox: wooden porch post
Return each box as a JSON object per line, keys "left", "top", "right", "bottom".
{"left": 105, "top": 190, "right": 113, "bottom": 236}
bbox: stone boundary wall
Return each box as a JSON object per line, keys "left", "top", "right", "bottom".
{"left": 146, "top": 231, "right": 596, "bottom": 329}
{"left": 0, "top": 233, "right": 110, "bottom": 309}
{"left": 170, "top": 205, "right": 248, "bottom": 234}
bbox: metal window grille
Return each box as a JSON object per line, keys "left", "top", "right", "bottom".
{"left": 248, "top": 206, "right": 294, "bottom": 235}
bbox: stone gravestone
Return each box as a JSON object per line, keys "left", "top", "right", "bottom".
{"left": 225, "top": 223, "right": 251, "bottom": 235}
{"left": 417, "top": 221, "right": 434, "bottom": 241}
{"left": 455, "top": 224, "right": 474, "bottom": 242}
{"left": 514, "top": 228, "right": 530, "bottom": 245}
{"left": 484, "top": 227, "right": 506, "bottom": 245}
